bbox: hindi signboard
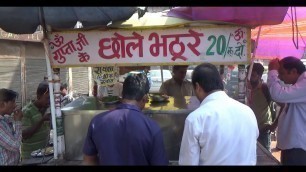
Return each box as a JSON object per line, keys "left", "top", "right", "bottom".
{"left": 48, "top": 25, "right": 250, "bottom": 67}
{"left": 92, "top": 66, "right": 119, "bottom": 86}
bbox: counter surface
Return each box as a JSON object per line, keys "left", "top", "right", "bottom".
{"left": 59, "top": 96, "right": 279, "bottom": 165}
{"left": 62, "top": 96, "right": 196, "bottom": 114}
{"left": 24, "top": 142, "right": 280, "bottom": 165}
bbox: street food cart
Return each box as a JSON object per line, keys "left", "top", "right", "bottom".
{"left": 40, "top": 11, "right": 277, "bottom": 165}
{"left": 0, "top": 7, "right": 286, "bottom": 165}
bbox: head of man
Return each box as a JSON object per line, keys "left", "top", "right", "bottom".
{"left": 172, "top": 65, "right": 188, "bottom": 84}
{"left": 60, "top": 83, "right": 68, "bottom": 96}
{"left": 278, "top": 56, "right": 306, "bottom": 85}
{"left": 122, "top": 73, "right": 150, "bottom": 110}
{"left": 246, "top": 63, "right": 264, "bottom": 88}
{"left": 0, "top": 89, "right": 18, "bottom": 116}
{"left": 192, "top": 63, "right": 224, "bottom": 102}
{"left": 35, "top": 81, "right": 50, "bottom": 109}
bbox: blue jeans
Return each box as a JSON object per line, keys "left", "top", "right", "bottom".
{"left": 258, "top": 131, "right": 271, "bottom": 152}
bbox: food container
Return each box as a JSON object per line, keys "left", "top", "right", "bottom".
{"left": 101, "top": 96, "right": 120, "bottom": 105}
{"left": 149, "top": 93, "right": 169, "bottom": 102}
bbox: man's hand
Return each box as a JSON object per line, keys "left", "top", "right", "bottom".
{"left": 42, "top": 112, "right": 51, "bottom": 121}
{"left": 266, "top": 122, "right": 278, "bottom": 133}
{"left": 268, "top": 59, "right": 280, "bottom": 71}
{"left": 246, "top": 79, "right": 252, "bottom": 90}
{"left": 13, "top": 108, "right": 23, "bottom": 121}
{"left": 161, "top": 94, "right": 169, "bottom": 99}
{"left": 83, "top": 154, "right": 99, "bottom": 165}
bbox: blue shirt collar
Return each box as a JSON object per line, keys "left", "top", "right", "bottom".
{"left": 116, "top": 103, "right": 141, "bottom": 112}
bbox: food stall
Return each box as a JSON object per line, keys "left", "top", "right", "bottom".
{"left": 39, "top": 11, "right": 277, "bottom": 165}
{"left": 0, "top": 6, "right": 289, "bottom": 166}
{"left": 4, "top": 8, "right": 284, "bottom": 165}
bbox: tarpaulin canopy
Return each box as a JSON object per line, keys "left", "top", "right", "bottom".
{"left": 251, "top": 7, "right": 306, "bottom": 59}
{"left": 0, "top": 7, "right": 137, "bottom": 34}
{"left": 0, "top": 6, "right": 138, "bottom": 160}
{"left": 166, "top": 7, "right": 288, "bottom": 28}
{"left": 110, "top": 11, "right": 191, "bottom": 29}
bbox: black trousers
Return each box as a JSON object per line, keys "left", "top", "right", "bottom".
{"left": 281, "top": 148, "right": 306, "bottom": 165}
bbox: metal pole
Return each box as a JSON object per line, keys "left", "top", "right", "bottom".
{"left": 20, "top": 43, "right": 26, "bottom": 107}
{"left": 247, "top": 26, "right": 262, "bottom": 81}
{"left": 160, "top": 65, "right": 164, "bottom": 83}
{"left": 68, "top": 68, "right": 73, "bottom": 95}
{"left": 42, "top": 38, "right": 58, "bottom": 160}
{"left": 88, "top": 67, "right": 93, "bottom": 96}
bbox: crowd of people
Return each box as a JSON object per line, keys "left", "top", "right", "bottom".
{"left": 1, "top": 56, "right": 306, "bottom": 165}
{"left": 1, "top": 81, "right": 52, "bottom": 165}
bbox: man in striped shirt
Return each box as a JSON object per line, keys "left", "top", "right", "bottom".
{"left": 0, "top": 89, "right": 23, "bottom": 165}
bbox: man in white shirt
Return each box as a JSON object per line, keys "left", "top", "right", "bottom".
{"left": 267, "top": 56, "right": 306, "bottom": 165}
{"left": 179, "top": 63, "right": 259, "bottom": 165}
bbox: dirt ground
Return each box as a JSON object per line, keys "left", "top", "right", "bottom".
{"left": 271, "top": 140, "right": 281, "bottom": 162}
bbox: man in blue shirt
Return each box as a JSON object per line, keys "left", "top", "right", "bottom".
{"left": 83, "top": 74, "right": 168, "bottom": 165}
